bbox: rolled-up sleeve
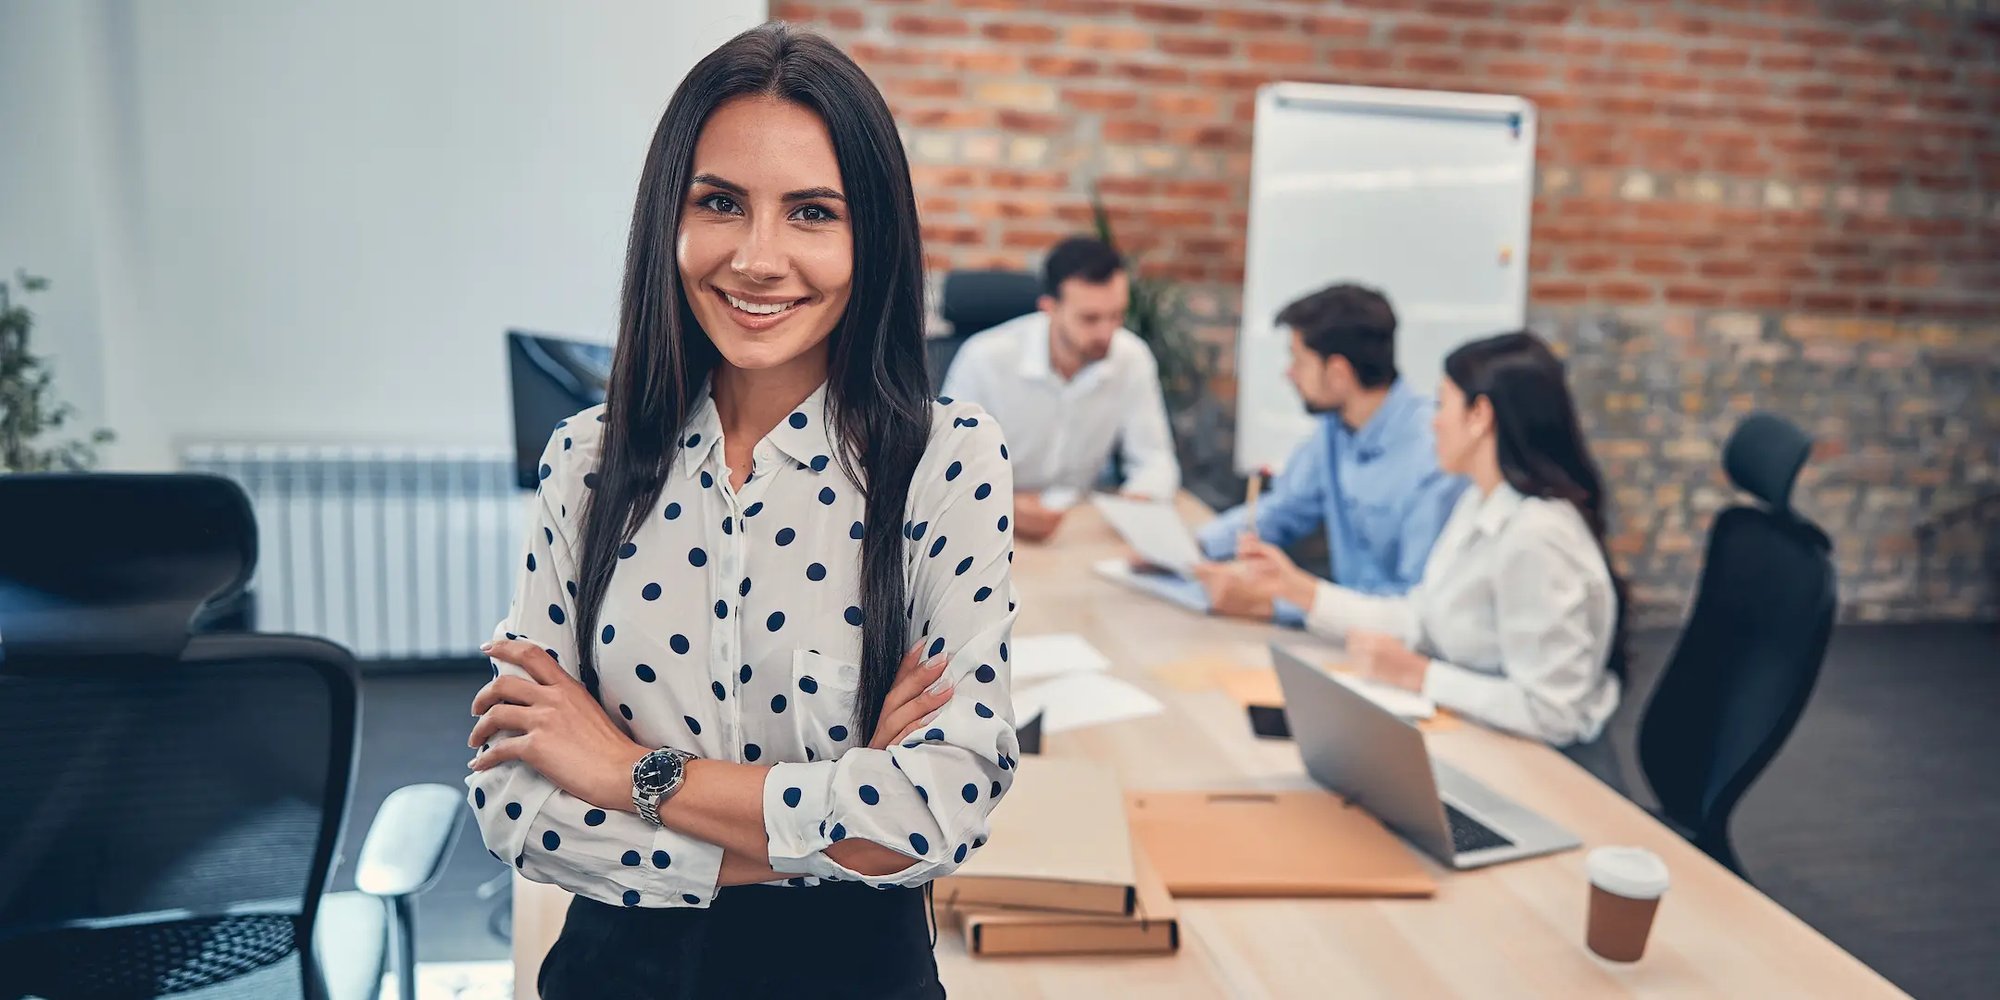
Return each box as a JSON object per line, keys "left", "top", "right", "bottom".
{"left": 464, "top": 428, "right": 724, "bottom": 908}
{"left": 762, "top": 410, "right": 1019, "bottom": 887}
{"left": 1303, "top": 578, "right": 1420, "bottom": 644}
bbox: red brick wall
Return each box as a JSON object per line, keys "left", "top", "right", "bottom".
{"left": 780, "top": 0, "right": 2000, "bottom": 623}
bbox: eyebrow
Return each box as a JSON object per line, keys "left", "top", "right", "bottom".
{"left": 691, "top": 173, "right": 846, "bottom": 203}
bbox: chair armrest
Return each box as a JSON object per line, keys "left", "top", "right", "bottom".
{"left": 355, "top": 783, "right": 462, "bottom": 898}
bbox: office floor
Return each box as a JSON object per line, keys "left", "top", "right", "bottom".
{"left": 340, "top": 622, "right": 1998, "bottom": 1000}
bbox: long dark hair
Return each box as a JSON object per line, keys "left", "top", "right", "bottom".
{"left": 1444, "top": 331, "right": 1628, "bottom": 679}
{"left": 574, "top": 23, "right": 930, "bottom": 738}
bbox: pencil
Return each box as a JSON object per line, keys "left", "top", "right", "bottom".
{"left": 1245, "top": 467, "right": 1265, "bottom": 536}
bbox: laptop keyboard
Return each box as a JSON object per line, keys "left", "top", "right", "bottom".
{"left": 1444, "top": 802, "right": 1515, "bottom": 854}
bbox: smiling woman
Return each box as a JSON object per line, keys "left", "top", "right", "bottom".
{"left": 462, "top": 21, "right": 1019, "bottom": 1000}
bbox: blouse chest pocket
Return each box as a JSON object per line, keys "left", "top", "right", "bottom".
{"left": 792, "top": 649, "right": 865, "bottom": 761}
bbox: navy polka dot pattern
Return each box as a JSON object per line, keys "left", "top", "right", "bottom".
{"left": 471, "top": 396, "right": 1018, "bottom": 909}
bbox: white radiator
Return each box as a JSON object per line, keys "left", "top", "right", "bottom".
{"left": 182, "top": 445, "right": 524, "bottom": 660}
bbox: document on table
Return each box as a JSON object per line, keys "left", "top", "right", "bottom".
{"left": 1010, "top": 633, "right": 1112, "bottom": 683}
{"left": 1335, "top": 673, "right": 1437, "bottom": 721}
{"left": 1090, "top": 495, "right": 1205, "bottom": 575}
{"left": 1012, "top": 672, "right": 1165, "bottom": 735}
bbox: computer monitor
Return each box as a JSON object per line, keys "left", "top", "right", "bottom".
{"left": 507, "top": 330, "right": 615, "bottom": 489}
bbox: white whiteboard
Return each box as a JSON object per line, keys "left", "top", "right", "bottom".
{"left": 1233, "top": 83, "right": 1536, "bottom": 475}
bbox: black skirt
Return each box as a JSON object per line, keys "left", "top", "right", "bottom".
{"left": 536, "top": 880, "right": 946, "bottom": 1000}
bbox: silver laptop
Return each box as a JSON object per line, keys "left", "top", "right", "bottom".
{"left": 1270, "top": 643, "right": 1579, "bottom": 869}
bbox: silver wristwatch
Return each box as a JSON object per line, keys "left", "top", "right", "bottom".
{"left": 631, "top": 746, "right": 696, "bottom": 827}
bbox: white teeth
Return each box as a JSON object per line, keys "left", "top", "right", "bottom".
{"left": 724, "top": 292, "right": 798, "bottom": 316}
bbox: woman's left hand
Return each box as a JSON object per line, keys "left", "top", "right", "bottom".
{"left": 1347, "top": 629, "right": 1430, "bottom": 693}
{"left": 469, "top": 639, "right": 649, "bottom": 811}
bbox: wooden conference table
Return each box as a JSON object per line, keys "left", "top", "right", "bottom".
{"left": 513, "top": 497, "right": 1904, "bottom": 998}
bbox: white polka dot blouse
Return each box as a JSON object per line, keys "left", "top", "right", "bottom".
{"left": 467, "top": 381, "right": 1021, "bottom": 909}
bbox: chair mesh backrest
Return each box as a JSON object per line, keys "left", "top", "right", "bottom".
{"left": 1639, "top": 507, "right": 1836, "bottom": 839}
{"left": 0, "top": 635, "right": 357, "bottom": 996}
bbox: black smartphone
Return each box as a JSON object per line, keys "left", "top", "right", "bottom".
{"left": 1247, "top": 704, "right": 1291, "bottom": 740}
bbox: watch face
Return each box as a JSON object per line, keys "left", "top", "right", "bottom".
{"left": 636, "top": 749, "right": 680, "bottom": 795}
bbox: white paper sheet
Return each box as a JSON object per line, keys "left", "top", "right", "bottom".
{"left": 1009, "top": 633, "right": 1113, "bottom": 683}
{"left": 1039, "top": 486, "right": 1082, "bottom": 511}
{"left": 1334, "top": 672, "right": 1437, "bottom": 721}
{"left": 1011, "top": 672, "right": 1165, "bottom": 735}
{"left": 1090, "top": 495, "right": 1205, "bottom": 575}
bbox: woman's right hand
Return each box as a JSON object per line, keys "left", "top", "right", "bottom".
{"left": 870, "top": 641, "right": 953, "bottom": 749}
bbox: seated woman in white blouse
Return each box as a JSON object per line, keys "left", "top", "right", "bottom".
{"left": 1238, "top": 331, "right": 1624, "bottom": 778}
{"left": 462, "top": 24, "right": 1016, "bottom": 999}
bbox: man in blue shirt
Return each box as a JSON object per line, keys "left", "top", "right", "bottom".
{"left": 1192, "top": 283, "right": 1465, "bottom": 624}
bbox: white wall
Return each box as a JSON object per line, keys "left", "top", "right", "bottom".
{"left": 1, "top": 0, "right": 767, "bottom": 470}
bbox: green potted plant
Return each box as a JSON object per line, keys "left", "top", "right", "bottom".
{"left": 1089, "top": 189, "right": 1239, "bottom": 507}
{"left": 1, "top": 271, "right": 114, "bottom": 471}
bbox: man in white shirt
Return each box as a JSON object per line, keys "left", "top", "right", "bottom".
{"left": 940, "top": 237, "right": 1180, "bottom": 542}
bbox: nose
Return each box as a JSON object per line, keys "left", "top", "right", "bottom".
{"left": 731, "top": 217, "right": 789, "bottom": 283}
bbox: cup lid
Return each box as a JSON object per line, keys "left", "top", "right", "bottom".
{"left": 1587, "top": 846, "right": 1670, "bottom": 899}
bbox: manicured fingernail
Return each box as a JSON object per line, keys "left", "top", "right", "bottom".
{"left": 479, "top": 642, "right": 494, "bottom": 652}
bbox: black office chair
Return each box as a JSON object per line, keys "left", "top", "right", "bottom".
{"left": 0, "top": 474, "right": 461, "bottom": 1000}
{"left": 1637, "top": 413, "right": 1837, "bottom": 879}
{"left": 929, "top": 269, "right": 1043, "bottom": 392}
